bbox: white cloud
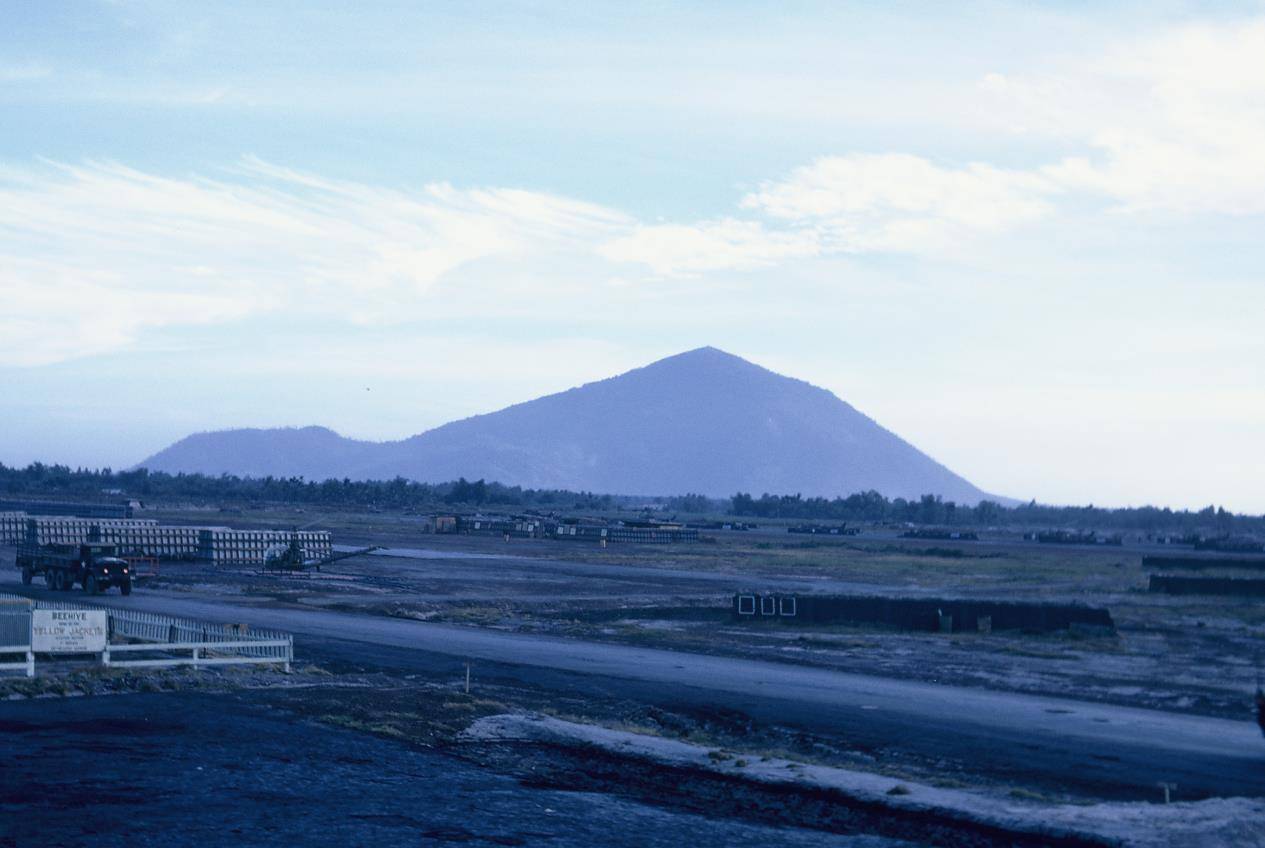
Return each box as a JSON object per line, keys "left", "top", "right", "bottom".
{"left": 0, "top": 257, "right": 263, "bottom": 367}
{"left": 0, "top": 63, "right": 52, "bottom": 83}
{"left": 7, "top": 17, "right": 1265, "bottom": 363}
{"left": 598, "top": 219, "right": 820, "bottom": 276}
{"left": 595, "top": 153, "right": 1059, "bottom": 275}
{"left": 741, "top": 154, "right": 1057, "bottom": 252}
{"left": 985, "top": 18, "right": 1265, "bottom": 215}
{"left": 0, "top": 159, "right": 630, "bottom": 365}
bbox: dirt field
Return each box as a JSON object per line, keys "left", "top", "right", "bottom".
{"left": 129, "top": 506, "right": 1265, "bottom": 721}
{"left": 5, "top": 506, "right": 1264, "bottom": 845}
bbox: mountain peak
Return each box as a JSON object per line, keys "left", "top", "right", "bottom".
{"left": 651, "top": 346, "right": 752, "bottom": 368}
{"left": 610, "top": 346, "right": 779, "bottom": 390}
{"left": 139, "top": 349, "right": 996, "bottom": 503}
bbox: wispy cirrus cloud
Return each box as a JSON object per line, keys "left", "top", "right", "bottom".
{"left": 5, "top": 17, "right": 1265, "bottom": 364}
{"left": 609, "top": 16, "right": 1265, "bottom": 274}
{"left": 598, "top": 219, "right": 821, "bottom": 276}
{"left": 0, "top": 63, "right": 52, "bottom": 83}
{"left": 985, "top": 18, "right": 1265, "bottom": 215}
{"left": 740, "top": 154, "right": 1057, "bottom": 253}
{"left": 0, "top": 158, "right": 631, "bottom": 365}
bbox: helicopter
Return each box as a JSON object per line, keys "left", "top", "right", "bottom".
{"left": 261, "top": 523, "right": 380, "bottom": 573}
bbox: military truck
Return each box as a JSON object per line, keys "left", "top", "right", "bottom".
{"left": 16, "top": 542, "right": 132, "bottom": 595}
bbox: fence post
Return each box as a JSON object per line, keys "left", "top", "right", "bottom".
{"left": 192, "top": 646, "right": 200, "bottom": 669}
{"left": 26, "top": 614, "right": 35, "bottom": 677}
{"left": 285, "top": 636, "right": 292, "bottom": 673}
{"left": 102, "top": 644, "right": 110, "bottom": 668}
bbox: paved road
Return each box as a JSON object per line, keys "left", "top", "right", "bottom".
{"left": 4, "top": 571, "right": 1262, "bottom": 802}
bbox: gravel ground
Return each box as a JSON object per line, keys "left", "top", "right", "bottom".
{"left": 1, "top": 690, "right": 913, "bottom": 848}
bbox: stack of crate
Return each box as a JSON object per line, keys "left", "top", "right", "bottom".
{"left": 197, "top": 528, "right": 333, "bottom": 566}
{"left": 25, "top": 516, "right": 157, "bottom": 545}
{"left": 606, "top": 526, "right": 700, "bottom": 544}
{"left": 0, "top": 512, "right": 27, "bottom": 544}
{"left": 95, "top": 524, "right": 202, "bottom": 560}
{"left": 26, "top": 516, "right": 96, "bottom": 545}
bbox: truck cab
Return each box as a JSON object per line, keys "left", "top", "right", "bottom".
{"left": 73, "top": 544, "right": 132, "bottom": 594}
{"left": 17, "top": 542, "right": 133, "bottom": 595}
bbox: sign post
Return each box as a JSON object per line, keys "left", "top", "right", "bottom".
{"left": 32, "top": 609, "right": 108, "bottom": 654}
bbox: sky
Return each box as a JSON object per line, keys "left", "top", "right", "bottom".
{"left": 1, "top": 1, "right": 1263, "bottom": 512}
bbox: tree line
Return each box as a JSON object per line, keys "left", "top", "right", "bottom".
{"left": 729, "top": 491, "right": 1261, "bottom": 535}
{"left": 0, "top": 462, "right": 1259, "bottom": 534}
{"left": 0, "top": 462, "right": 659, "bottom": 512}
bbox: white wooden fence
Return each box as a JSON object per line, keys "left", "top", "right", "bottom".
{"left": 0, "top": 610, "right": 34, "bottom": 676}
{"left": 0, "top": 593, "right": 292, "bottom": 676}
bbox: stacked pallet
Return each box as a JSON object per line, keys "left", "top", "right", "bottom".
{"left": 0, "top": 499, "right": 132, "bottom": 519}
{"left": 549, "top": 523, "right": 699, "bottom": 544}
{"left": 0, "top": 512, "right": 27, "bottom": 545}
{"left": 25, "top": 516, "right": 157, "bottom": 545}
{"left": 606, "top": 527, "right": 699, "bottom": 544}
{"left": 197, "top": 528, "right": 333, "bottom": 566}
{"left": 95, "top": 524, "right": 202, "bottom": 560}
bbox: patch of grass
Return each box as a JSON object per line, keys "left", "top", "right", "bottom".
{"left": 1008, "top": 787, "right": 1050, "bottom": 802}
{"left": 930, "top": 777, "right": 969, "bottom": 789}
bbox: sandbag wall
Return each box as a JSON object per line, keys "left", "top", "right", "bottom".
{"left": 731, "top": 592, "right": 1115, "bottom": 634}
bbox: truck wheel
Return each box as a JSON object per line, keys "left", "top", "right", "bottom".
{"left": 120, "top": 580, "right": 132, "bottom": 596}
{"left": 21, "top": 568, "right": 32, "bottom": 585}
{"left": 84, "top": 574, "right": 98, "bottom": 595}
{"left": 45, "top": 571, "right": 57, "bottom": 589}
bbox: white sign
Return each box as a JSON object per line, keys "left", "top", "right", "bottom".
{"left": 32, "top": 609, "right": 107, "bottom": 653}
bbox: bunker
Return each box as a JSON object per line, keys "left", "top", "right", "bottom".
{"left": 731, "top": 592, "right": 1115, "bottom": 634}
{"left": 1148, "top": 575, "right": 1265, "bottom": 596}
{"left": 1142, "top": 554, "right": 1265, "bottom": 573}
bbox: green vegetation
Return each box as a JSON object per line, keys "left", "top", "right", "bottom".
{"left": 2, "top": 461, "right": 1260, "bottom": 535}
{"left": 731, "top": 490, "right": 1261, "bottom": 534}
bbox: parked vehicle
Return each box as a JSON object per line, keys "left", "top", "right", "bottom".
{"left": 16, "top": 542, "right": 132, "bottom": 595}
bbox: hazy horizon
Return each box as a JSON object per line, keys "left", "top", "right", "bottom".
{"left": 2, "top": 3, "right": 1263, "bottom": 512}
